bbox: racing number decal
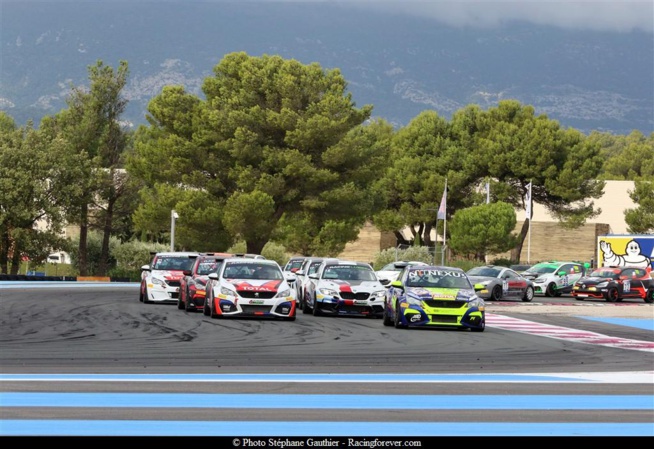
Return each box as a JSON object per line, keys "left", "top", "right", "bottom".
{"left": 624, "top": 280, "right": 630, "bottom": 293}
{"left": 502, "top": 280, "right": 508, "bottom": 292}
{"left": 561, "top": 275, "right": 569, "bottom": 286}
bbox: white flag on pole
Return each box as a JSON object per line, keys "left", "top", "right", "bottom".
{"left": 524, "top": 182, "right": 532, "bottom": 220}
{"left": 437, "top": 185, "right": 447, "bottom": 220}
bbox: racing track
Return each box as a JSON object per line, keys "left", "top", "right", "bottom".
{"left": 0, "top": 283, "right": 652, "bottom": 437}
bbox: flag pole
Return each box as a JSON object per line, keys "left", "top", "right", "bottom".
{"left": 527, "top": 181, "right": 532, "bottom": 264}
{"left": 442, "top": 178, "right": 447, "bottom": 265}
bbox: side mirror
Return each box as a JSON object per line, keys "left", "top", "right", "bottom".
{"left": 296, "top": 270, "right": 305, "bottom": 276}
{"left": 390, "top": 280, "right": 404, "bottom": 289}
{"left": 379, "top": 278, "right": 390, "bottom": 286}
{"left": 308, "top": 273, "right": 319, "bottom": 280}
{"left": 182, "top": 269, "right": 192, "bottom": 276}
{"left": 208, "top": 273, "right": 219, "bottom": 280}
{"left": 141, "top": 264, "right": 150, "bottom": 271}
{"left": 474, "top": 283, "right": 484, "bottom": 292}
{"left": 285, "top": 272, "right": 297, "bottom": 282}
{"left": 558, "top": 270, "right": 567, "bottom": 276}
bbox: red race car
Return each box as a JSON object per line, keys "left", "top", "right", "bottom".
{"left": 571, "top": 266, "right": 654, "bottom": 303}
{"left": 178, "top": 253, "right": 233, "bottom": 312}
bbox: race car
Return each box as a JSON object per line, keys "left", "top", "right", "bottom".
{"left": 293, "top": 257, "right": 327, "bottom": 310}
{"left": 203, "top": 258, "right": 297, "bottom": 320}
{"left": 177, "top": 253, "right": 233, "bottom": 312}
{"left": 139, "top": 251, "right": 199, "bottom": 304}
{"left": 571, "top": 266, "right": 654, "bottom": 303}
{"left": 302, "top": 259, "right": 387, "bottom": 317}
{"left": 521, "top": 261, "right": 587, "bottom": 297}
{"left": 383, "top": 265, "right": 485, "bottom": 332}
{"left": 466, "top": 265, "right": 535, "bottom": 302}
{"left": 376, "top": 260, "right": 429, "bottom": 287}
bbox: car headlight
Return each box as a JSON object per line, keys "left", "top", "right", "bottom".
{"left": 151, "top": 277, "right": 166, "bottom": 287}
{"left": 406, "top": 296, "right": 424, "bottom": 307}
{"left": 220, "top": 286, "right": 236, "bottom": 296}
{"left": 468, "top": 296, "right": 484, "bottom": 308}
{"left": 596, "top": 281, "right": 608, "bottom": 288}
{"left": 276, "top": 288, "right": 291, "bottom": 298}
{"left": 371, "top": 289, "right": 386, "bottom": 300}
{"left": 319, "top": 288, "right": 339, "bottom": 297}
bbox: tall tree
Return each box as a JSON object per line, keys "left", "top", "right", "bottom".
{"left": 464, "top": 100, "right": 605, "bottom": 262}
{"left": 49, "top": 60, "right": 130, "bottom": 275}
{"left": 373, "top": 110, "right": 480, "bottom": 248}
{"left": 128, "top": 52, "right": 388, "bottom": 254}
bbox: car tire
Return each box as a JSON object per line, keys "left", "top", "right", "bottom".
{"left": 312, "top": 297, "right": 321, "bottom": 316}
{"left": 142, "top": 286, "right": 150, "bottom": 304}
{"left": 471, "top": 319, "right": 485, "bottom": 332}
{"left": 177, "top": 292, "right": 185, "bottom": 310}
{"left": 203, "top": 300, "right": 210, "bottom": 316}
{"left": 394, "top": 304, "right": 406, "bottom": 329}
{"left": 382, "top": 302, "right": 393, "bottom": 326}
{"left": 139, "top": 285, "right": 144, "bottom": 303}
{"left": 302, "top": 294, "right": 312, "bottom": 314}
{"left": 545, "top": 283, "right": 557, "bottom": 297}
{"left": 521, "top": 286, "right": 534, "bottom": 302}
{"left": 491, "top": 285, "right": 503, "bottom": 301}
{"left": 185, "top": 293, "right": 193, "bottom": 312}
{"left": 605, "top": 287, "right": 619, "bottom": 302}
{"left": 645, "top": 288, "right": 654, "bottom": 304}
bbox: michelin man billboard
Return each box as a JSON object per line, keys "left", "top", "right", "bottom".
{"left": 597, "top": 235, "right": 654, "bottom": 272}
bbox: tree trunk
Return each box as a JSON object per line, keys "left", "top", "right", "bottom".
{"left": 393, "top": 230, "right": 410, "bottom": 247}
{"left": 510, "top": 219, "right": 530, "bottom": 263}
{"left": 78, "top": 203, "right": 89, "bottom": 276}
{"left": 423, "top": 222, "right": 433, "bottom": 247}
{"left": 10, "top": 242, "right": 21, "bottom": 275}
{"left": 0, "top": 230, "right": 9, "bottom": 274}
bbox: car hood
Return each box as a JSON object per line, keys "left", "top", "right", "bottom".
{"left": 320, "top": 279, "right": 384, "bottom": 292}
{"left": 406, "top": 287, "right": 478, "bottom": 302}
{"left": 577, "top": 276, "right": 612, "bottom": 284}
{"left": 224, "top": 278, "right": 284, "bottom": 292}
{"left": 152, "top": 270, "right": 185, "bottom": 281}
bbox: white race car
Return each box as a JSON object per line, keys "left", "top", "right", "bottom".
{"left": 303, "top": 259, "right": 387, "bottom": 317}
{"left": 204, "top": 258, "right": 297, "bottom": 320}
{"left": 139, "top": 251, "right": 200, "bottom": 304}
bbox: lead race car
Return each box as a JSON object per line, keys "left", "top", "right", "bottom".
{"left": 383, "top": 265, "right": 485, "bottom": 332}
{"left": 203, "top": 258, "right": 297, "bottom": 320}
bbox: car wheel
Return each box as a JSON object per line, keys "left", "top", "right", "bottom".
{"left": 142, "top": 286, "right": 150, "bottom": 304}
{"left": 139, "top": 285, "right": 144, "bottom": 303}
{"left": 302, "top": 293, "right": 312, "bottom": 314}
{"left": 312, "top": 296, "right": 321, "bottom": 316}
{"left": 521, "top": 286, "right": 534, "bottom": 302}
{"left": 575, "top": 295, "right": 585, "bottom": 301}
{"left": 545, "top": 283, "right": 557, "bottom": 297}
{"left": 382, "top": 302, "right": 393, "bottom": 326}
{"left": 491, "top": 285, "right": 503, "bottom": 301}
{"left": 394, "top": 304, "right": 406, "bottom": 329}
{"left": 605, "top": 287, "right": 619, "bottom": 302}
{"left": 185, "top": 293, "right": 193, "bottom": 312}
{"left": 471, "top": 319, "right": 485, "bottom": 332}
{"left": 177, "top": 291, "right": 185, "bottom": 310}
{"left": 645, "top": 289, "right": 654, "bottom": 304}
{"left": 203, "top": 299, "right": 210, "bottom": 316}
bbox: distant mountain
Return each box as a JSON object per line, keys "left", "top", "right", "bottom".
{"left": 1, "top": 1, "right": 652, "bottom": 135}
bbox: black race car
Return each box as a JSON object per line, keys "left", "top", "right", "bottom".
{"left": 571, "top": 266, "right": 654, "bottom": 303}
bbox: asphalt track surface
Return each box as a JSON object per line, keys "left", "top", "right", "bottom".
{"left": 0, "top": 282, "right": 652, "bottom": 437}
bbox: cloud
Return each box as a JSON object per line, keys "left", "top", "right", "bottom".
{"left": 29, "top": 1, "right": 654, "bottom": 33}
{"left": 265, "top": 0, "right": 654, "bottom": 33}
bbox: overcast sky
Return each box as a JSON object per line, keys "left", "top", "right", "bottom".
{"left": 16, "top": 0, "right": 654, "bottom": 33}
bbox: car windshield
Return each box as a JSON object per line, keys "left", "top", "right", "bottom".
{"left": 406, "top": 268, "right": 471, "bottom": 289}
{"left": 223, "top": 263, "right": 282, "bottom": 280}
{"left": 153, "top": 256, "right": 195, "bottom": 271}
{"left": 285, "top": 259, "right": 304, "bottom": 271}
{"left": 322, "top": 266, "right": 377, "bottom": 281}
{"left": 380, "top": 263, "right": 403, "bottom": 272}
{"left": 307, "top": 261, "right": 322, "bottom": 275}
{"left": 589, "top": 269, "right": 619, "bottom": 279}
{"left": 528, "top": 264, "right": 557, "bottom": 274}
{"left": 467, "top": 267, "right": 501, "bottom": 278}
{"left": 197, "top": 260, "right": 222, "bottom": 275}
